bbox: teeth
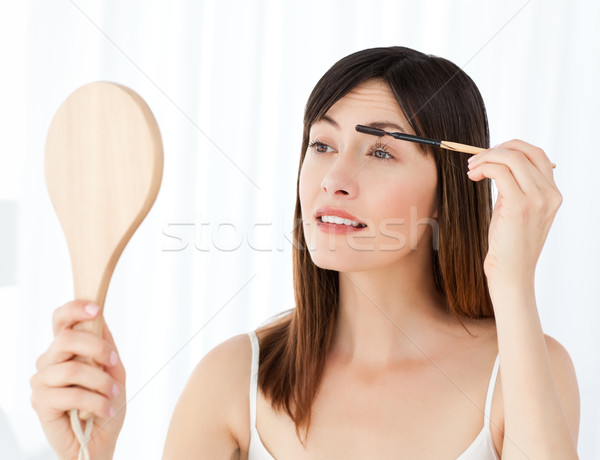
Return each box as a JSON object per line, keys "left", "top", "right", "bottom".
{"left": 320, "top": 215, "right": 363, "bottom": 227}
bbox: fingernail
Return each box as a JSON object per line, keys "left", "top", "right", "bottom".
{"left": 493, "top": 144, "right": 500, "bottom": 149}
{"left": 110, "top": 351, "right": 119, "bottom": 366}
{"left": 108, "top": 406, "right": 116, "bottom": 418}
{"left": 84, "top": 303, "right": 99, "bottom": 317}
{"left": 112, "top": 383, "right": 119, "bottom": 397}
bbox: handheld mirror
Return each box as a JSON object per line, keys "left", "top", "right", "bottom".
{"left": 45, "top": 81, "right": 163, "bottom": 458}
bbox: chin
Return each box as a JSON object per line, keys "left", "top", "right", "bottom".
{"left": 307, "top": 249, "right": 386, "bottom": 273}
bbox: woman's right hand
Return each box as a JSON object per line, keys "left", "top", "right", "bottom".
{"left": 30, "top": 300, "right": 127, "bottom": 460}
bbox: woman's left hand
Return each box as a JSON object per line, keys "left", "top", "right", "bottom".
{"left": 466, "top": 140, "right": 562, "bottom": 287}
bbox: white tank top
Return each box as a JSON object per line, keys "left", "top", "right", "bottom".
{"left": 247, "top": 331, "right": 500, "bottom": 459}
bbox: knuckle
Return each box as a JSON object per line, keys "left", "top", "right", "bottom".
{"left": 63, "top": 360, "right": 81, "bottom": 379}
{"left": 538, "top": 201, "right": 549, "bottom": 213}
{"left": 532, "top": 195, "right": 546, "bottom": 209}
{"left": 55, "top": 327, "right": 71, "bottom": 343}
{"left": 103, "top": 375, "right": 115, "bottom": 397}
{"left": 505, "top": 139, "right": 520, "bottom": 148}
{"left": 540, "top": 196, "right": 553, "bottom": 211}
{"left": 95, "top": 341, "right": 111, "bottom": 362}
{"left": 35, "top": 353, "right": 44, "bottom": 371}
{"left": 53, "top": 330, "right": 69, "bottom": 352}
{"left": 505, "top": 150, "right": 520, "bottom": 162}
{"left": 30, "top": 392, "right": 39, "bottom": 411}
{"left": 29, "top": 373, "right": 38, "bottom": 389}
{"left": 51, "top": 307, "right": 61, "bottom": 328}
{"left": 98, "top": 397, "right": 112, "bottom": 418}
{"left": 474, "top": 162, "right": 487, "bottom": 173}
{"left": 30, "top": 388, "right": 47, "bottom": 413}
{"left": 58, "top": 328, "right": 79, "bottom": 350}
{"left": 535, "top": 193, "right": 562, "bottom": 213}
{"left": 554, "top": 190, "right": 563, "bottom": 207}
{"left": 52, "top": 300, "right": 81, "bottom": 332}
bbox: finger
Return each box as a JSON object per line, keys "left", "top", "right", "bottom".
{"left": 468, "top": 147, "right": 545, "bottom": 195}
{"left": 102, "top": 321, "right": 126, "bottom": 383}
{"left": 52, "top": 300, "right": 100, "bottom": 336}
{"left": 36, "top": 329, "right": 118, "bottom": 371}
{"left": 467, "top": 162, "right": 524, "bottom": 201}
{"left": 30, "top": 385, "right": 114, "bottom": 422}
{"left": 497, "top": 139, "right": 555, "bottom": 177}
{"left": 31, "top": 360, "right": 119, "bottom": 400}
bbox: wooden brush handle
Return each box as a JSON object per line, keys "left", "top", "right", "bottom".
{"left": 440, "top": 141, "right": 485, "bottom": 155}
{"left": 441, "top": 141, "right": 556, "bottom": 168}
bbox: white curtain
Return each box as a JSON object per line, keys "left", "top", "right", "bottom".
{"left": 1, "top": 0, "right": 598, "bottom": 458}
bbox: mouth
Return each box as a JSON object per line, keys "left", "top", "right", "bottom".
{"left": 314, "top": 207, "right": 368, "bottom": 231}
{"left": 315, "top": 215, "right": 368, "bottom": 234}
{"left": 316, "top": 215, "right": 367, "bottom": 228}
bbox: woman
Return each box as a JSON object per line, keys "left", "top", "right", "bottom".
{"left": 30, "top": 46, "right": 579, "bottom": 459}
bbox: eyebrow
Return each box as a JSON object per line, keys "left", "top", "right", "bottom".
{"left": 316, "top": 116, "right": 408, "bottom": 134}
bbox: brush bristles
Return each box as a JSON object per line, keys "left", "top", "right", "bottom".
{"left": 355, "top": 125, "right": 386, "bottom": 137}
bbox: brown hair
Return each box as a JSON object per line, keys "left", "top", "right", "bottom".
{"left": 256, "top": 46, "right": 493, "bottom": 445}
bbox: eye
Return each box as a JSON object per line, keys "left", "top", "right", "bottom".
{"left": 308, "top": 140, "right": 335, "bottom": 154}
{"left": 307, "top": 139, "right": 395, "bottom": 161}
{"left": 368, "top": 140, "right": 394, "bottom": 161}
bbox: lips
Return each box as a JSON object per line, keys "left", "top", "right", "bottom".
{"left": 314, "top": 207, "right": 367, "bottom": 227}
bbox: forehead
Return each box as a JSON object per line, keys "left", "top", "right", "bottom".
{"left": 321, "top": 79, "right": 408, "bottom": 127}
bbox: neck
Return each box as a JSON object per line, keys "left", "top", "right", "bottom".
{"left": 330, "top": 248, "right": 454, "bottom": 368}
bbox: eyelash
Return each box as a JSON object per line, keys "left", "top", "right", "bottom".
{"left": 308, "top": 139, "right": 394, "bottom": 161}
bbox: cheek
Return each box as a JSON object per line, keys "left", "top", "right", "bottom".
{"left": 299, "top": 159, "right": 317, "bottom": 215}
{"left": 374, "top": 175, "right": 437, "bottom": 220}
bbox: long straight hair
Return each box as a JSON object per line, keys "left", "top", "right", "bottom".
{"left": 256, "top": 46, "right": 493, "bottom": 444}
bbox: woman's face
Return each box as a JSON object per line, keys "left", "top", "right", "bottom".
{"left": 299, "top": 79, "right": 439, "bottom": 273}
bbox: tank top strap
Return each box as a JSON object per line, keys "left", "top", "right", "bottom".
{"left": 248, "top": 331, "right": 260, "bottom": 428}
{"left": 483, "top": 352, "right": 500, "bottom": 429}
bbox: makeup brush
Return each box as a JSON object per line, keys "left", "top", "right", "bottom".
{"left": 355, "top": 125, "right": 556, "bottom": 169}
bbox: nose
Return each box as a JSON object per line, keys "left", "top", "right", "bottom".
{"left": 320, "top": 153, "right": 360, "bottom": 197}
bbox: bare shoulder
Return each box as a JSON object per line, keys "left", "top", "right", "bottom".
{"left": 543, "top": 333, "right": 581, "bottom": 445}
{"left": 163, "top": 332, "right": 253, "bottom": 459}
